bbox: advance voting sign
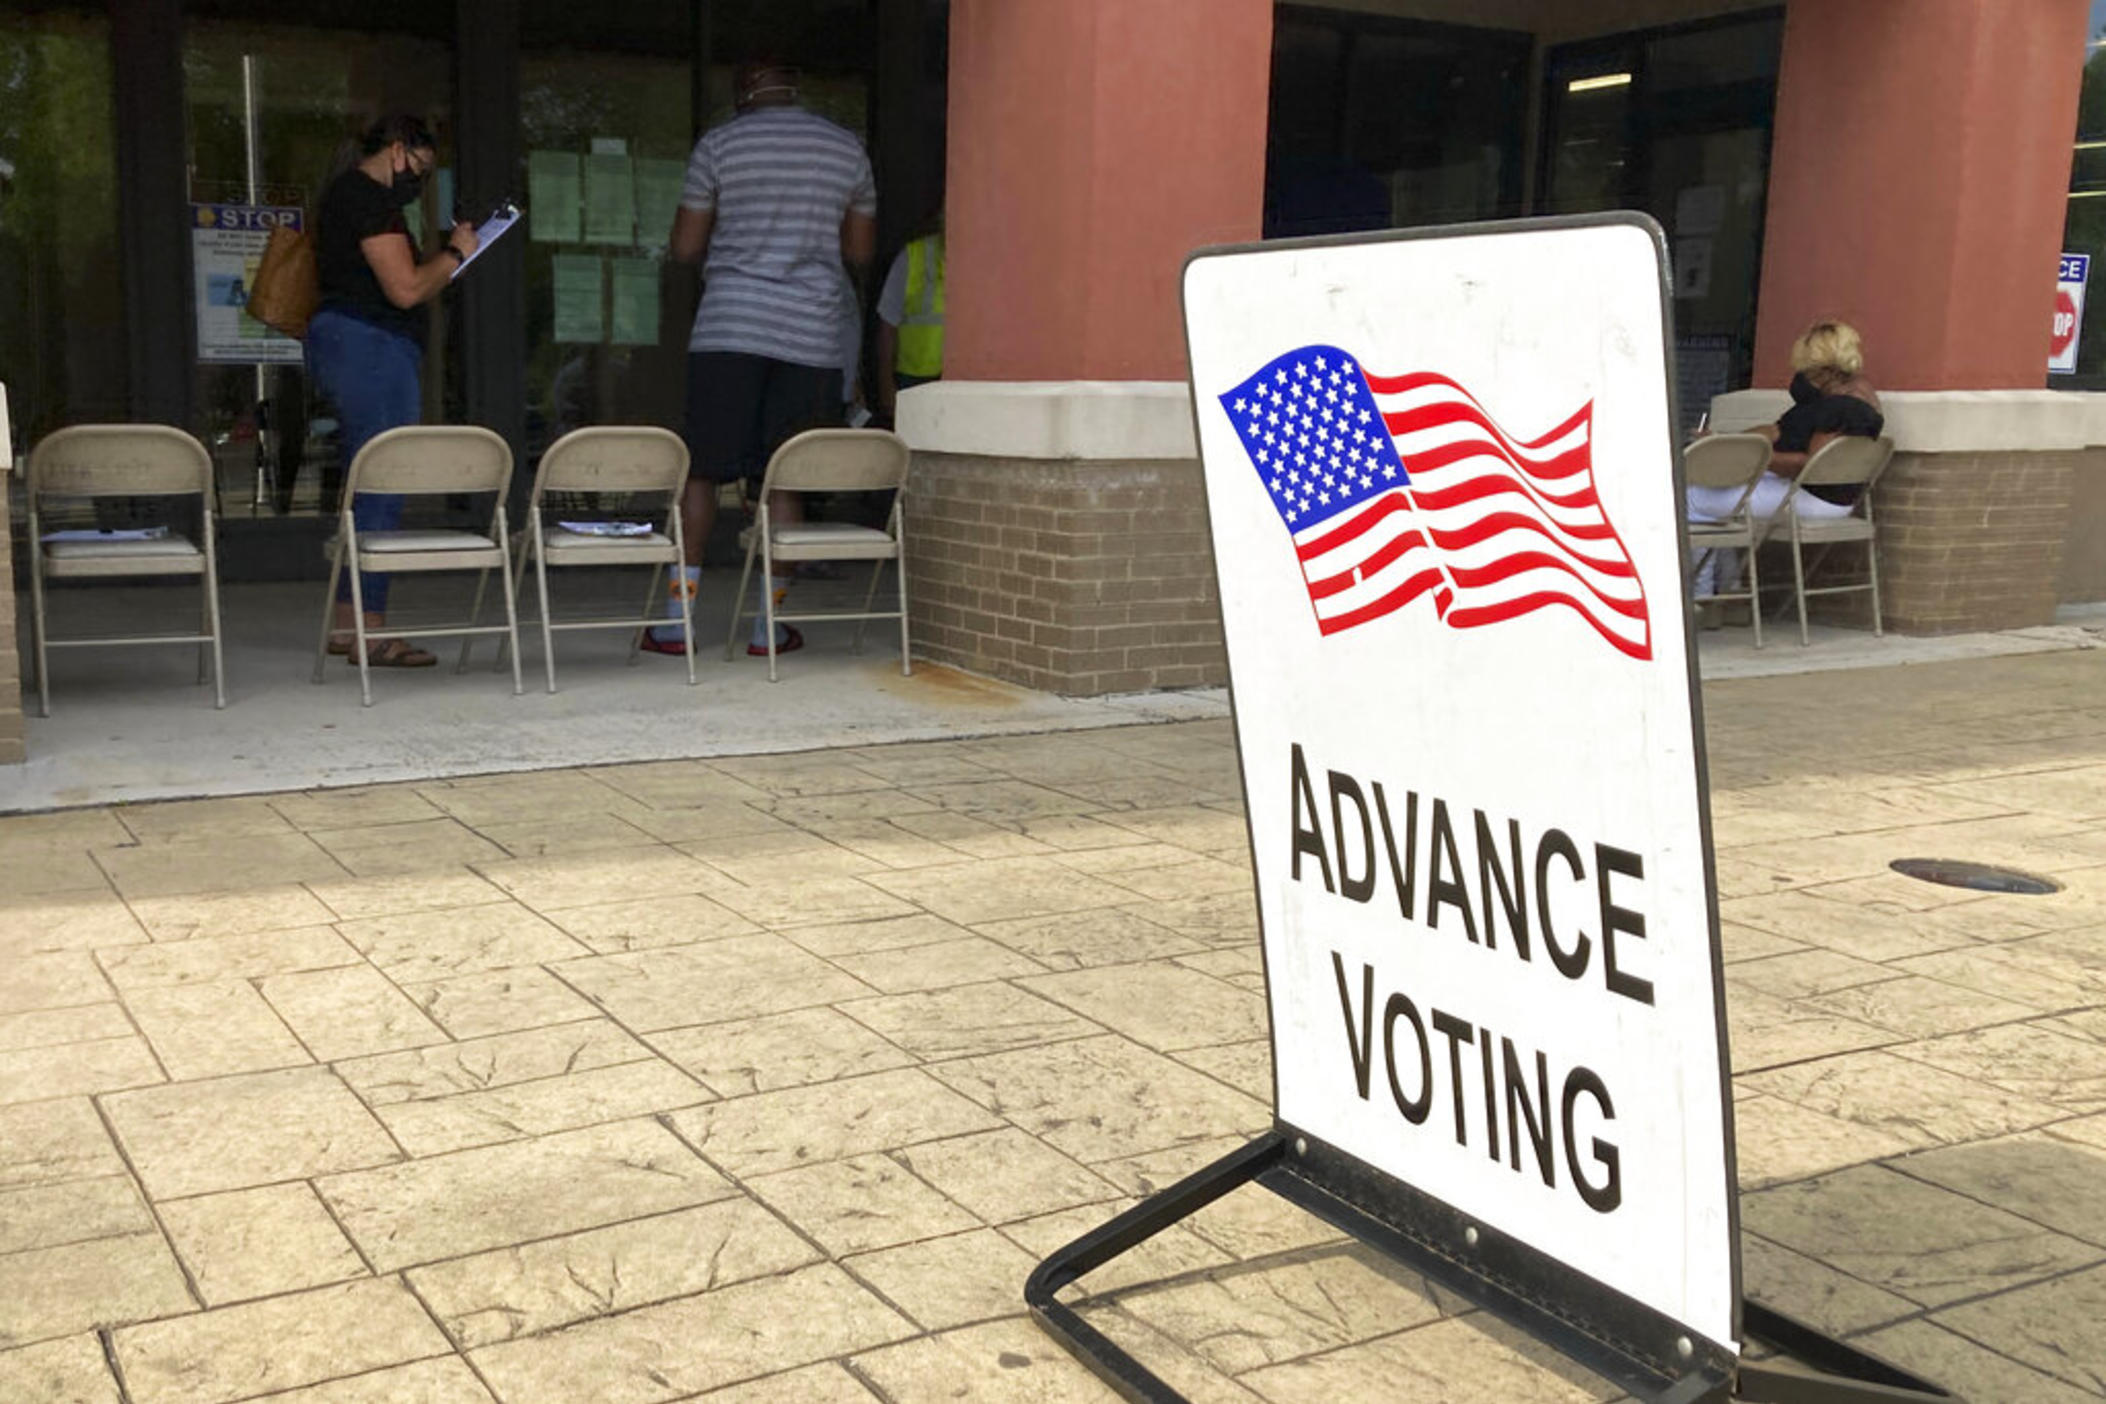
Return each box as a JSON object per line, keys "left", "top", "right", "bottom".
{"left": 1183, "top": 215, "right": 1736, "bottom": 1353}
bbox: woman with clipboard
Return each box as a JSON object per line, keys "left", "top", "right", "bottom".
{"left": 308, "top": 114, "right": 479, "bottom": 668}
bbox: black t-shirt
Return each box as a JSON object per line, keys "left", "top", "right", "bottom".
{"left": 1774, "top": 372, "right": 1883, "bottom": 454}
{"left": 316, "top": 167, "right": 424, "bottom": 345}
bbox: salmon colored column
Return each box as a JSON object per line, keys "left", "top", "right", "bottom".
{"left": 943, "top": 0, "right": 1273, "bottom": 383}
{"left": 1755, "top": 0, "right": 2088, "bottom": 389}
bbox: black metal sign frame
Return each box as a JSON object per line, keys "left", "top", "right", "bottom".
{"left": 1024, "top": 214, "right": 1956, "bottom": 1404}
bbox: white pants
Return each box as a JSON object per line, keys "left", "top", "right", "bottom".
{"left": 1686, "top": 472, "right": 1851, "bottom": 595}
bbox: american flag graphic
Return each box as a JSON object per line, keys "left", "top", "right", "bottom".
{"left": 1218, "top": 345, "right": 1652, "bottom": 661}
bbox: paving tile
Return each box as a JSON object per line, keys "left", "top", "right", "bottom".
{"left": 831, "top": 935, "right": 1049, "bottom": 992}
{"left": 1099, "top": 805, "right": 1253, "bottom": 852}
{"left": 888, "top": 809, "right": 1057, "bottom": 858}
{"left": 104, "top": 1066, "right": 401, "bottom": 1199}
{"left": 0, "top": 951, "right": 114, "bottom": 1013}
{"left": 929, "top": 1035, "right": 1269, "bottom": 1164}
{"left": 1118, "top": 891, "right": 1260, "bottom": 946}
{"left": 125, "top": 980, "right": 310, "bottom": 1080}
{"left": 157, "top": 1182, "right": 368, "bottom": 1305}
{"left": 400, "top": 966, "right": 599, "bottom": 1038}
{"left": 1854, "top": 1318, "right": 2103, "bottom": 1404}
{"left": 419, "top": 771, "right": 631, "bottom": 827}
{"left": 0, "top": 1332, "right": 123, "bottom": 1403}
{"left": 665, "top": 1068, "right": 1003, "bottom": 1178}
{"left": 0, "top": 1234, "right": 197, "bottom": 1350}
{"left": 408, "top": 1198, "right": 819, "bottom": 1349}
{"left": 1719, "top": 888, "right": 1975, "bottom": 963}
{"left": 972, "top": 907, "right": 1205, "bottom": 969}
{"left": 0, "top": 848, "right": 109, "bottom": 897}
{"left": 807, "top": 820, "right": 976, "bottom": 870}
{"left": 468, "top": 1261, "right": 914, "bottom": 1404}
{"left": 1738, "top": 1232, "right": 1915, "bottom": 1337}
{"left": 1741, "top": 1164, "right": 2104, "bottom": 1307}
{"left": 779, "top": 912, "right": 974, "bottom": 958}
{"left": 1740, "top": 1049, "right": 2067, "bottom": 1151}
{"left": 1898, "top": 1131, "right": 2106, "bottom": 1244}
{"left": 840, "top": 982, "right": 1103, "bottom": 1061}
{"left": 0, "top": 1174, "right": 154, "bottom": 1254}
{"left": 583, "top": 759, "right": 772, "bottom": 809}
{"left": 1120, "top": 1247, "right": 1441, "bottom": 1374}
{"left": 317, "top": 1118, "right": 733, "bottom": 1271}
{"left": 267, "top": 786, "right": 446, "bottom": 833}
{"left": 678, "top": 828, "right": 889, "bottom": 881}
{"left": 317, "top": 822, "right": 511, "bottom": 878}
{"left": 239, "top": 1357, "right": 499, "bottom": 1403}
{"left": 376, "top": 1058, "right": 710, "bottom": 1156}
{"left": 1020, "top": 963, "right": 1267, "bottom": 1051}
{"left": 0, "top": 1098, "right": 125, "bottom": 1191}
{"left": 1803, "top": 975, "right": 2040, "bottom": 1040}
{"left": 0, "top": 1001, "right": 133, "bottom": 1053}
{"left": 850, "top": 1313, "right": 1203, "bottom": 1404}
{"left": 845, "top": 1227, "right": 1042, "bottom": 1330}
{"left": 336, "top": 1020, "right": 650, "bottom": 1105}
{"left": 477, "top": 848, "right": 721, "bottom": 912}
{"left": 1185, "top": 1186, "right": 1344, "bottom": 1260}
{"left": 0, "top": 892, "right": 147, "bottom": 955}
{"left": 124, "top": 885, "right": 338, "bottom": 943}
{"left": 98, "top": 926, "right": 360, "bottom": 991}
{"left": 650, "top": 1006, "right": 916, "bottom": 1097}
{"left": 600, "top": 799, "right": 792, "bottom": 845}
{"left": 1892, "top": 1020, "right": 2106, "bottom": 1110}
{"left": 335, "top": 902, "right": 590, "bottom": 983}
{"left": 112, "top": 1276, "right": 449, "bottom": 1404}
{"left": 116, "top": 796, "right": 297, "bottom": 845}
{"left": 1723, "top": 985, "right": 1895, "bottom": 1073}
{"left": 1937, "top": 1260, "right": 2106, "bottom": 1394}
{"left": 895, "top": 1127, "right": 1120, "bottom": 1225}
{"left": 96, "top": 832, "right": 345, "bottom": 899}
{"left": 260, "top": 965, "right": 448, "bottom": 1061}
{"left": 1240, "top": 1315, "right": 1615, "bottom": 1403}
{"left": 480, "top": 812, "right": 661, "bottom": 859}
{"left": 542, "top": 893, "right": 763, "bottom": 953}
{"left": 691, "top": 873, "right": 921, "bottom": 929}
{"left": 0, "top": 1035, "right": 164, "bottom": 1104}
{"left": 554, "top": 933, "right": 872, "bottom": 1031}
{"left": 1729, "top": 1094, "right": 1919, "bottom": 1189}
{"left": 305, "top": 869, "right": 510, "bottom": 921}
{"left": 863, "top": 857, "right": 1138, "bottom": 925}
{"left": 1175, "top": 1040, "right": 1275, "bottom": 1101}
{"left": 1728, "top": 949, "right": 1906, "bottom": 1000}
{"left": 749, "top": 1152, "right": 977, "bottom": 1255}
{"left": 688, "top": 1362, "right": 880, "bottom": 1402}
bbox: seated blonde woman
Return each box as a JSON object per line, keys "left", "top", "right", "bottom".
{"left": 1689, "top": 320, "right": 1882, "bottom": 594}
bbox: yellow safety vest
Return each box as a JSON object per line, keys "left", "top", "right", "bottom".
{"left": 897, "top": 235, "right": 945, "bottom": 379}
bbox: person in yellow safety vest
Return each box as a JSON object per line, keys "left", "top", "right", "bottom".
{"left": 876, "top": 216, "right": 943, "bottom": 422}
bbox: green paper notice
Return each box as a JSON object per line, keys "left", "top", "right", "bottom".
{"left": 610, "top": 258, "right": 660, "bottom": 346}
{"left": 634, "top": 159, "right": 686, "bottom": 250}
{"left": 552, "top": 254, "right": 604, "bottom": 343}
{"left": 527, "top": 151, "right": 581, "bottom": 243}
{"left": 585, "top": 151, "right": 637, "bottom": 245}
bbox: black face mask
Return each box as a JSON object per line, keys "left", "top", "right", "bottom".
{"left": 392, "top": 167, "right": 424, "bottom": 207}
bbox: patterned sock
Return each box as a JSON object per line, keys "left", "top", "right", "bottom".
{"left": 750, "top": 577, "right": 790, "bottom": 649}
{"left": 652, "top": 566, "right": 699, "bottom": 644}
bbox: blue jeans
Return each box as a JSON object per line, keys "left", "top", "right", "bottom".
{"left": 306, "top": 309, "right": 420, "bottom": 610}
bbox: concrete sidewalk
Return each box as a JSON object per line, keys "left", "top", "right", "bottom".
{"left": 1, "top": 651, "right": 2105, "bottom": 1401}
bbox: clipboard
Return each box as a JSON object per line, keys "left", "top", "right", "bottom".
{"left": 449, "top": 199, "right": 522, "bottom": 280}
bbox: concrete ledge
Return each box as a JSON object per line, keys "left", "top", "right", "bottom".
{"left": 897, "top": 380, "right": 1197, "bottom": 461}
{"left": 1709, "top": 387, "right": 2106, "bottom": 452}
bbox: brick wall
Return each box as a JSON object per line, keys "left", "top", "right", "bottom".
{"left": 903, "top": 452, "right": 1226, "bottom": 695}
{"left": 1874, "top": 449, "right": 2079, "bottom": 634}
{"left": 0, "top": 469, "right": 22, "bottom": 762}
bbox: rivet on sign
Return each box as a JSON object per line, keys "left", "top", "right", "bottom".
{"left": 1676, "top": 1337, "right": 1694, "bottom": 1360}
{"left": 1294, "top": 1137, "right": 1308, "bottom": 1156}
{"left": 1464, "top": 1225, "right": 1480, "bottom": 1248}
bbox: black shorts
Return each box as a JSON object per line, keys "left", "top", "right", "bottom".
{"left": 685, "top": 351, "right": 844, "bottom": 483}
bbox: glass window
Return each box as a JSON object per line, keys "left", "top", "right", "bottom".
{"left": 0, "top": 10, "right": 125, "bottom": 449}
{"left": 2055, "top": 0, "right": 2106, "bottom": 386}
{"left": 182, "top": 19, "right": 453, "bottom": 519}
{"left": 1265, "top": 9, "right": 1527, "bottom": 240}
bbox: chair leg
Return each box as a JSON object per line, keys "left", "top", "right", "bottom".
{"left": 347, "top": 553, "right": 374, "bottom": 707}
{"left": 497, "top": 512, "right": 524, "bottom": 697}
{"left": 29, "top": 543, "right": 51, "bottom": 719}
{"left": 1745, "top": 544, "right": 1763, "bottom": 651}
{"left": 458, "top": 567, "right": 492, "bottom": 674}
{"left": 725, "top": 534, "right": 759, "bottom": 662}
{"left": 853, "top": 560, "right": 884, "bottom": 654}
{"left": 312, "top": 544, "right": 344, "bottom": 685}
{"left": 203, "top": 537, "right": 227, "bottom": 711}
{"left": 535, "top": 542, "right": 556, "bottom": 695}
{"left": 1790, "top": 523, "right": 1811, "bottom": 647}
{"left": 675, "top": 564, "right": 697, "bottom": 687}
{"left": 895, "top": 550, "right": 911, "bottom": 677}
{"left": 197, "top": 585, "right": 209, "bottom": 686}
{"left": 1865, "top": 535, "right": 1885, "bottom": 638}
{"left": 761, "top": 535, "right": 780, "bottom": 683}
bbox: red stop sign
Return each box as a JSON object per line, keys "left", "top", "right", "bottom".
{"left": 2053, "top": 289, "right": 2081, "bottom": 357}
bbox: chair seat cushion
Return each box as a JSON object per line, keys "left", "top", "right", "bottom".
{"left": 771, "top": 523, "right": 892, "bottom": 548}
{"left": 357, "top": 529, "right": 500, "bottom": 554}
{"left": 1792, "top": 518, "right": 1875, "bottom": 543}
{"left": 545, "top": 528, "right": 673, "bottom": 554}
{"left": 44, "top": 535, "right": 200, "bottom": 561}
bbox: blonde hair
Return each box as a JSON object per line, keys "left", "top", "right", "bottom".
{"left": 1789, "top": 320, "right": 1865, "bottom": 391}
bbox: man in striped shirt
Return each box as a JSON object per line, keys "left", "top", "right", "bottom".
{"left": 651, "top": 60, "right": 877, "bottom": 656}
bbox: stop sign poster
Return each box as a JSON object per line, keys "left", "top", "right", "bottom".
{"left": 2052, "top": 253, "right": 2089, "bottom": 375}
{"left": 1183, "top": 216, "right": 1736, "bottom": 1350}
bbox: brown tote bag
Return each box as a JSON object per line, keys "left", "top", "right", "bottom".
{"left": 248, "top": 222, "right": 318, "bottom": 339}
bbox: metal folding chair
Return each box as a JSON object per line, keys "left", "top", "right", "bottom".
{"left": 1684, "top": 432, "right": 1776, "bottom": 647}
{"left": 1783, "top": 435, "right": 1895, "bottom": 646}
{"left": 26, "top": 425, "right": 226, "bottom": 714}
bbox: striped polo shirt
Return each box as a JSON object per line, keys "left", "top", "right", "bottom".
{"left": 680, "top": 106, "right": 877, "bottom": 367}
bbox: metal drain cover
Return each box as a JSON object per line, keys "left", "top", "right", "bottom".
{"left": 1889, "top": 858, "right": 2062, "bottom": 895}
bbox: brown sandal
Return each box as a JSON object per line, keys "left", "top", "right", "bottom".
{"left": 348, "top": 639, "right": 437, "bottom": 668}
